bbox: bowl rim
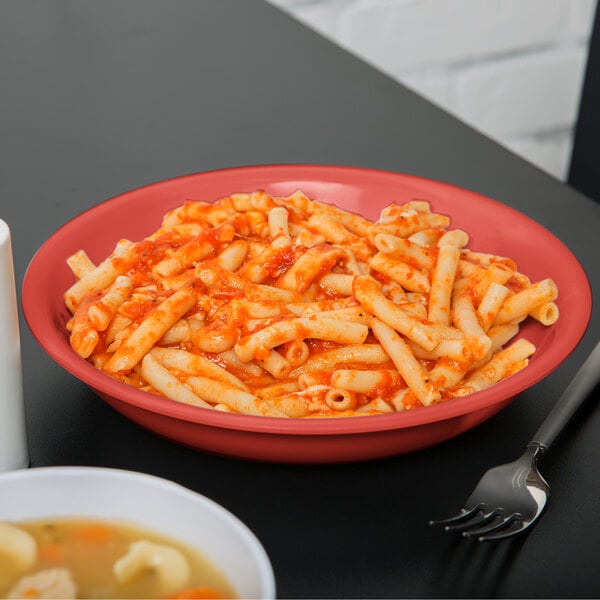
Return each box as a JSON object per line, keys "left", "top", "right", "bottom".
{"left": 21, "top": 163, "right": 593, "bottom": 437}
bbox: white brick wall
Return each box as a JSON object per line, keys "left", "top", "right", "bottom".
{"left": 268, "top": 0, "right": 597, "bottom": 180}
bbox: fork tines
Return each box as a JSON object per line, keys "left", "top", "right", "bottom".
{"left": 430, "top": 505, "right": 527, "bottom": 541}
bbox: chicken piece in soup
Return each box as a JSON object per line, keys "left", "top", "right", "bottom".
{"left": 0, "top": 517, "right": 236, "bottom": 599}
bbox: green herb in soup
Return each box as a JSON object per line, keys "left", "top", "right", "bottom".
{"left": 0, "top": 517, "right": 236, "bottom": 599}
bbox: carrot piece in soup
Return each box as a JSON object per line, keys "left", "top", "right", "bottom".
{"left": 168, "top": 586, "right": 227, "bottom": 599}
{"left": 78, "top": 523, "right": 114, "bottom": 544}
{"left": 39, "top": 542, "right": 65, "bottom": 562}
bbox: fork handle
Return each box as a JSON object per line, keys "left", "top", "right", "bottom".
{"left": 529, "top": 339, "right": 600, "bottom": 451}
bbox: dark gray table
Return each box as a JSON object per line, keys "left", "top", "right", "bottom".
{"left": 2, "top": 1, "right": 599, "bottom": 597}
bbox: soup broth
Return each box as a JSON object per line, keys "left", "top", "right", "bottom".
{"left": 0, "top": 517, "right": 236, "bottom": 599}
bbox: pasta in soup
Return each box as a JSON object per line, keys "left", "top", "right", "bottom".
{"left": 0, "top": 517, "right": 236, "bottom": 599}
{"left": 63, "top": 189, "right": 559, "bottom": 417}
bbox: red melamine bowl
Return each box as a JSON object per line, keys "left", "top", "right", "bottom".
{"left": 22, "top": 165, "right": 592, "bottom": 463}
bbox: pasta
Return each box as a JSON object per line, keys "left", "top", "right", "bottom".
{"left": 64, "top": 189, "right": 559, "bottom": 417}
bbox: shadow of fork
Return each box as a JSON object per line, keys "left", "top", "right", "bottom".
{"left": 432, "top": 529, "right": 527, "bottom": 597}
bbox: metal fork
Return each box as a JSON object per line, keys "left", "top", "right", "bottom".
{"left": 430, "top": 338, "right": 600, "bottom": 541}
